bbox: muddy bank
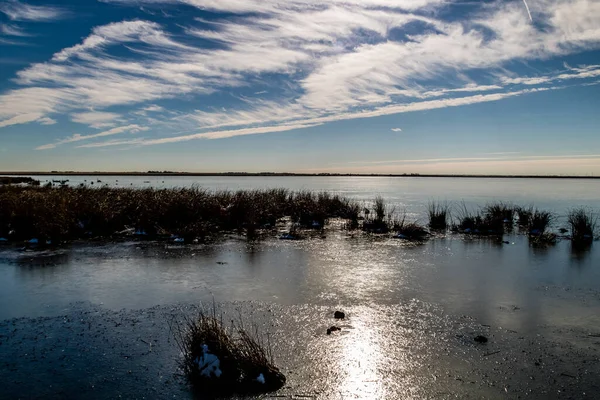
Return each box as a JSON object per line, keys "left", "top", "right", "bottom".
{"left": 1, "top": 301, "right": 598, "bottom": 399}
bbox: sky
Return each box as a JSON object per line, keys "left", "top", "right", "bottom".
{"left": 0, "top": 0, "right": 599, "bottom": 175}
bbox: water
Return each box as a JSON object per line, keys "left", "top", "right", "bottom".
{"left": 3, "top": 176, "right": 600, "bottom": 325}
{"left": 1, "top": 176, "right": 599, "bottom": 398}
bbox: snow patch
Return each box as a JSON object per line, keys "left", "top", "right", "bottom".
{"left": 195, "top": 344, "right": 222, "bottom": 378}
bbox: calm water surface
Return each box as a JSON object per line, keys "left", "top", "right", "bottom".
{"left": 3, "top": 176, "right": 599, "bottom": 326}
{"left": 1, "top": 176, "right": 599, "bottom": 398}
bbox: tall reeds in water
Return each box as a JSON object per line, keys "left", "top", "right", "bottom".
{"left": 427, "top": 201, "right": 450, "bottom": 230}
{"left": 568, "top": 208, "right": 597, "bottom": 246}
{"left": 0, "top": 186, "right": 360, "bottom": 242}
{"left": 454, "top": 202, "right": 510, "bottom": 235}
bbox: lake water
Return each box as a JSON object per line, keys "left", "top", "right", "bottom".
{"left": 1, "top": 176, "right": 599, "bottom": 398}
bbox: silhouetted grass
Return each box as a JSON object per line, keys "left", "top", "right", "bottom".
{"left": 568, "top": 208, "right": 597, "bottom": 244}
{"left": 484, "top": 202, "right": 515, "bottom": 230}
{"left": 393, "top": 213, "right": 428, "bottom": 240}
{"left": 0, "top": 186, "right": 360, "bottom": 242}
{"left": 516, "top": 206, "right": 533, "bottom": 227}
{"left": 528, "top": 209, "right": 554, "bottom": 235}
{"left": 427, "top": 201, "right": 450, "bottom": 230}
{"left": 453, "top": 203, "right": 504, "bottom": 235}
{"left": 0, "top": 176, "right": 40, "bottom": 185}
{"left": 362, "top": 196, "right": 392, "bottom": 233}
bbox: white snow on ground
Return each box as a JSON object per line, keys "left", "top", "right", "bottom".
{"left": 194, "top": 344, "right": 222, "bottom": 378}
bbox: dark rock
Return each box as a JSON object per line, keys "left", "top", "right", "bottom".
{"left": 326, "top": 326, "right": 341, "bottom": 335}
{"left": 334, "top": 311, "right": 345, "bottom": 319}
{"left": 474, "top": 335, "right": 488, "bottom": 343}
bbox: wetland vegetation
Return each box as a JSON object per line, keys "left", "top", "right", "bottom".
{"left": 0, "top": 186, "right": 596, "bottom": 248}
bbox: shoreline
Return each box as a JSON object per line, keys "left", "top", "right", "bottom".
{"left": 1, "top": 171, "right": 599, "bottom": 179}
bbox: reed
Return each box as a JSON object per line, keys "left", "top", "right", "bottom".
{"left": 0, "top": 186, "right": 360, "bottom": 242}
{"left": 568, "top": 208, "right": 597, "bottom": 244}
{"left": 427, "top": 201, "right": 450, "bottom": 230}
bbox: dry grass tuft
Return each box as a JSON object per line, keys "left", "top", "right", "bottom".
{"left": 170, "top": 307, "right": 285, "bottom": 395}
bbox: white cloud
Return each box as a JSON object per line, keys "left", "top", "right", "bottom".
{"left": 0, "top": 0, "right": 67, "bottom": 21}
{"left": 140, "top": 122, "right": 322, "bottom": 144}
{"left": 76, "top": 138, "right": 146, "bottom": 148}
{"left": 36, "top": 124, "right": 148, "bottom": 150}
{"left": 1, "top": 0, "right": 600, "bottom": 149}
{"left": 0, "top": 23, "right": 30, "bottom": 36}
{"left": 142, "top": 104, "right": 163, "bottom": 112}
{"left": 391, "top": 128, "right": 402, "bottom": 132}
{"left": 71, "top": 111, "right": 121, "bottom": 128}
{"left": 38, "top": 117, "right": 56, "bottom": 125}
{"left": 0, "top": 113, "right": 43, "bottom": 128}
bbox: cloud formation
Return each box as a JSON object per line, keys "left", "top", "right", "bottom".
{"left": 0, "top": 0, "right": 67, "bottom": 21}
{"left": 1, "top": 0, "right": 600, "bottom": 148}
{"left": 37, "top": 124, "right": 148, "bottom": 150}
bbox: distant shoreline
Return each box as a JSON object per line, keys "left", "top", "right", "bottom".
{"left": 0, "top": 172, "right": 598, "bottom": 179}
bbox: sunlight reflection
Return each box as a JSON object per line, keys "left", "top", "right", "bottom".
{"left": 339, "top": 309, "right": 386, "bottom": 399}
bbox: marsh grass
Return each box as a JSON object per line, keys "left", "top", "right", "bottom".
{"left": 453, "top": 203, "right": 504, "bottom": 235}
{"left": 0, "top": 176, "right": 39, "bottom": 185}
{"left": 393, "top": 213, "right": 428, "bottom": 240}
{"left": 427, "top": 201, "right": 450, "bottom": 230}
{"left": 568, "top": 208, "right": 597, "bottom": 245}
{"left": 170, "top": 307, "right": 285, "bottom": 394}
{"left": 484, "top": 202, "right": 515, "bottom": 230}
{"left": 0, "top": 186, "right": 360, "bottom": 242}
{"left": 362, "top": 196, "right": 392, "bottom": 233}
{"left": 516, "top": 206, "right": 533, "bottom": 227}
{"left": 528, "top": 209, "right": 554, "bottom": 235}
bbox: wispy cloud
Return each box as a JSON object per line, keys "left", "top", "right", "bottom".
{"left": 76, "top": 138, "right": 146, "bottom": 148}
{"left": 38, "top": 116, "right": 56, "bottom": 125}
{"left": 36, "top": 124, "right": 148, "bottom": 150}
{"left": 390, "top": 128, "right": 402, "bottom": 132}
{"left": 0, "top": 23, "right": 31, "bottom": 36}
{"left": 71, "top": 111, "right": 121, "bottom": 128}
{"left": 1, "top": 0, "right": 600, "bottom": 148}
{"left": 0, "top": 0, "right": 67, "bottom": 22}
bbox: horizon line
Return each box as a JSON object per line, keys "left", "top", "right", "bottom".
{"left": 0, "top": 171, "right": 598, "bottom": 179}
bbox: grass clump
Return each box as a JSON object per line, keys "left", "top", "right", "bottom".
{"left": 427, "top": 201, "right": 450, "bottom": 230}
{"left": 568, "top": 208, "right": 597, "bottom": 245}
{"left": 362, "top": 196, "right": 392, "bottom": 233}
{"left": 484, "top": 202, "right": 515, "bottom": 228}
{"left": 528, "top": 209, "right": 554, "bottom": 235}
{"left": 172, "top": 308, "right": 285, "bottom": 395}
{"left": 393, "top": 214, "right": 428, "bottom": 241}
{"left": 516, "top": 206, "right": 533, "bottom": 227}
{"left": 453, "top": 203, "right": 504, "bottom": 235}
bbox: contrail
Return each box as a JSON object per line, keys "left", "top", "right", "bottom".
{"left": 522, "top": 0, "right": 533, "bottom": 22}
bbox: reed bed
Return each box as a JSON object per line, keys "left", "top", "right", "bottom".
{"left": 453, "top": 202, "right": 506, "bottom": 235}
{"left": 0, "top": 186, "right": 595, "bottom": 247}
{"left": 0, "top": 186, "right": 359, "bottom": 242}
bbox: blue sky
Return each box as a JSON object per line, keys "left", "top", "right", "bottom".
{"left": 0, "top": 0, "right": 599, "bottom": 174}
